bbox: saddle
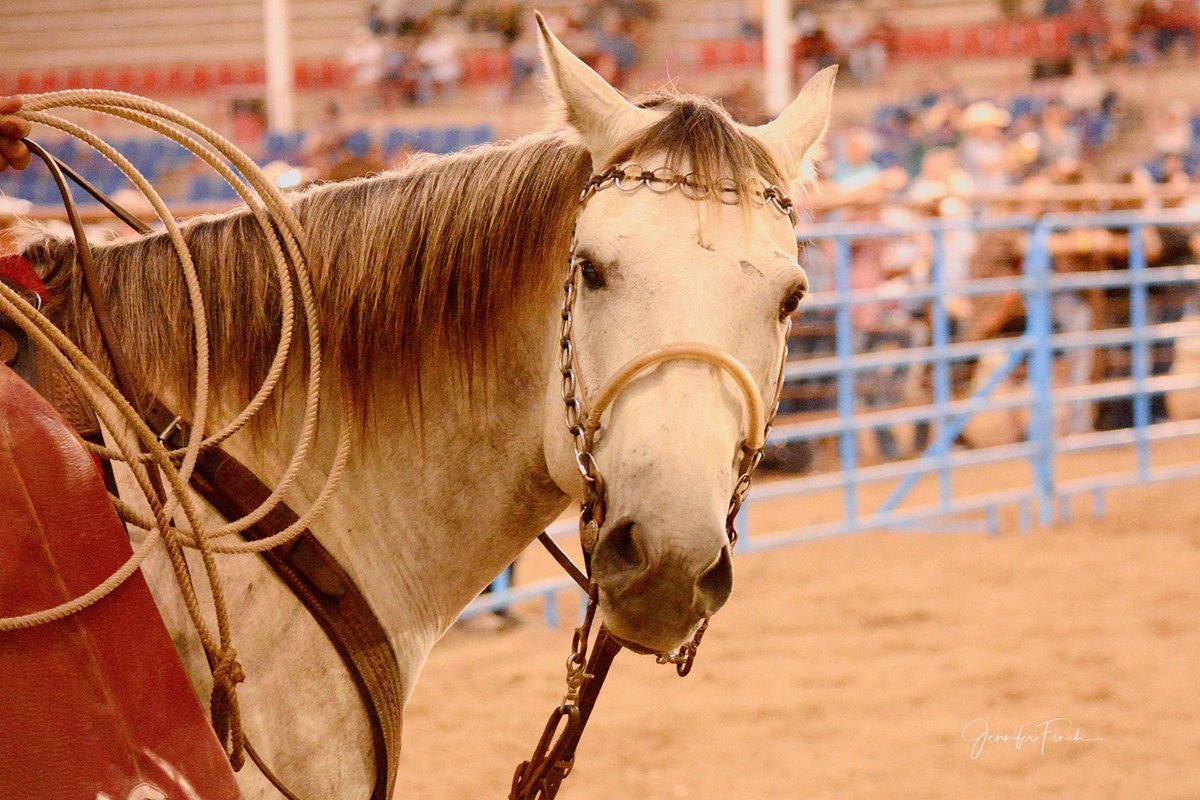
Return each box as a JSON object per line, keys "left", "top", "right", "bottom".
{"left": 0, "top": 363, "right": 243, "bottom": 800}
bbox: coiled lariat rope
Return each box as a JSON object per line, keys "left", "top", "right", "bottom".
{"left": 0, "top": 90, "right": 351, "bottom": 767}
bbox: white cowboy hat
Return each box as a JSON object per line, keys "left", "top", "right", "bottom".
{"left": 960, "top": 101, "right": 1011, "bottom": 131}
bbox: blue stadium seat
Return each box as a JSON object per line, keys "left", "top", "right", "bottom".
{"left": 1185, "top": 149, "right": 1200, "bottom": 176}
{"left": 442, "top": 127, "right": 466, "bottom": 153}
{"left": 186, "top": 174, "right": 213, "bottom": 202}
{"left": 30, "top": 175, "right": 63, "bottom": 206}
{"left": 97, "top": 171, "right": 126, "bottom": 197}
{"left": 262, "top": 131, "right": 305, "bottom": 162}
{"left": 186, "top": 173, "right": 239, "bottom": 202}
{"left": 48, "top": 137, "right": 80, "bottom": 163}
{"left": 116, "top": 137, "right": 145, "bottom": 164}
{"left": 382, "top": 127, "right": 413, "bottom": 156}
{"left": 16, "top": 168, "right": 41, "bottom": 196}
{"left": 469, "top": 124, "right": 494, "bottom": 145}
{"left": 344, "top": 129, "right": 372, "bottom": 158}
{"left": 412, "top": 128, "right": 439, "bottom": 153}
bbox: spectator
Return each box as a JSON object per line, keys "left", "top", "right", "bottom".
{"left": 825, "top": 5, "right": 869, "bottom": 82}
{"left": 794, "top": 23, "right": 836, "bottom": 81}
{"left": 1061, "top": 64, "right": 1113, "bottom": 129}
{"left": 345, "top": 27, "right": 386, "bottom": 108}
{"left": 412, "top": 21, "right": 464, "bottom": 103}
{"left": 1038, "top": 99, "right": 1083, "bottom": 167}
{"left": 366, "top": 2, "right": 388, "bottom": 36}
{"left": 302, "top": 101, "right": 348, "bottom": 175}
{"left": 1044, "top": 166, "right": 1105, "bottom": 435}
{"left": 855, "top": 13, "right": 896, "bottom": 86}
{"left": 381, "top": 34, "right": 417, "bottom": 106}
{"left": 908, "top": 146, "right": 975, "bottom": 206}
{"left": 958, "top": 101, "right": 1013, "bottom": 193}
{"left": 1152, "top": 99, "right": 1194, "bottom": 156}
{"left": 1067, "top": 0, "right": 1112, "bottom": 65}
{"left": 591, "top": 9, "right": 640, "bottom": 88}
{"left": 508, "top": 14, "right": 542, "bottom": 97}
{"left": 473, "top": 0, "right": 524, "bottom": 44}
{"left": 890, "top": 109, "right": 929, "bottom": 178}
{"left": 1155, "top": 0, "right": 1199, "bottom": 57}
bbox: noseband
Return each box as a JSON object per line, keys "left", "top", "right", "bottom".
{"left": 511, "top": 164, "right": 796, "bottom": 799}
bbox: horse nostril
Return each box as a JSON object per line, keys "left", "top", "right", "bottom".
{"left": 593, "top": 518, "right": 645, "bottom": 578}
{"left": 697, "top": 546, "right": 733, "bottom": 612}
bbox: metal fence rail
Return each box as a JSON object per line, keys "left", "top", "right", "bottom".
{"left": 463, "top": 209, "right": 1200, "bottom": 622}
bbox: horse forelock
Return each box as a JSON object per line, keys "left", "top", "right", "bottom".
{"left": 616, "top": 89, "right": 789, "bottom": 200}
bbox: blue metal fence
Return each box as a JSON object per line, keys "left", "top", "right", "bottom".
{"left": 463, "top": 208, "right": 1200, "bottom": 622}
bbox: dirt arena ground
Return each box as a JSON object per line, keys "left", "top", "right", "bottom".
{"left": 396, "top": 437, "right": 1200, "bottom": 800}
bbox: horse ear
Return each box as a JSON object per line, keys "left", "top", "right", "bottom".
{"left": 752, "top": 65, "right": 838, "bottom": 181}
{"left": 535, "top": 11, "right": 655, "bottom": 168}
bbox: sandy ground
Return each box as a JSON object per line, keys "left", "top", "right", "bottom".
{"left": 395, "top": 438, "right": 1200, "bottom": 800}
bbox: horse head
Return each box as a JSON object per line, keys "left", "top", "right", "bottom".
{"left": 538, "top": 14, "right": 836, "bottom": 653}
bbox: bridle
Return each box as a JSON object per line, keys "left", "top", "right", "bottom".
{"left": 512, "top": 163, "right": 796, "bottom": 799}
{"left": 564, "top": 163, "right": 796, "bottom": 559}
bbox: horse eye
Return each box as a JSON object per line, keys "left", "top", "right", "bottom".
{"left": 779, "top": 290, "right": 804, "bottom": 320}
{"left": 579, "top": 258, "right": 606, "bottom": 290}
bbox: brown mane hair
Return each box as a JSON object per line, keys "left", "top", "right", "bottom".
{"left": 23, "top": 91, "right": 788, "bottom": 426}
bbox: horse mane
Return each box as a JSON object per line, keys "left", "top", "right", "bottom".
{"left": 21, "top": 90, "right": 787, "bottom": 428}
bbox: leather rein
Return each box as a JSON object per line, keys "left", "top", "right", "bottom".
{"left": 6, "top": 147, "right": 795, "bottom": 800}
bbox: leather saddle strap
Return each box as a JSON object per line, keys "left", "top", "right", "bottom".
{"left": 147, "top": 403, "right": 402, "bottom": 800}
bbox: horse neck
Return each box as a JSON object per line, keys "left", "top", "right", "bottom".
{"left": 216, "top": 277, "right": 570, "bottom": 665}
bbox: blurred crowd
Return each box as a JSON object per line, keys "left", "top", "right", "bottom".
{"left": 1044, "top": 0, "right": 1200, "bottom": 65}
{"left": 780, "top": 0, "right": 1200, "bottom": 87}
{"left": 789, "top": 1, "right": 898, "bottom": 85}
{"left": 344, "top": 0, "right": 658, "bottom": 107}
{"left": 780, "top": 57, "right": 1200, "bottom": 462}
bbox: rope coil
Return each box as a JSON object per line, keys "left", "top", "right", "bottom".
{"left": 0, "top": 90, "right": 350, "bottom": 768}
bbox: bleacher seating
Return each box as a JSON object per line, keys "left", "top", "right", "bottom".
{"left": 0, "top": 123, "right": 496, "bottom": 207}
{"left": 684, "top": 16, "right": 1075, "bottom": 71}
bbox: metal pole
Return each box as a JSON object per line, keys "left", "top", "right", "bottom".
{"left": 1025, "top": 222, "right": 1056, "bottom": 525}
{"left": 833, "top": 237, "right": 858, "bottom": 525}
{"left": 263, "top": 0, "right": 295, "bottom": 133}
{"left": 930, "top": 230, "right": 952, "bottom": 510}
{"left": 763, "top": 0, "right": 793, "bottom": 114}
{"left": 1129, "top": 223, "right": 1151, "bottom": 477}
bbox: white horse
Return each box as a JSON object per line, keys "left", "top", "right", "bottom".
{"left": 23, "top": 18, "right": 834, "bottom": 798}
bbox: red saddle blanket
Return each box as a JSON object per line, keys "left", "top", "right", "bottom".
{"left": 0, "top": 364, "right": 242, "bottom": 800}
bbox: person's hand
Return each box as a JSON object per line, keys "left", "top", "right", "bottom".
{"left": 0, "top": 96, "right": 32, "bottom": 172}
